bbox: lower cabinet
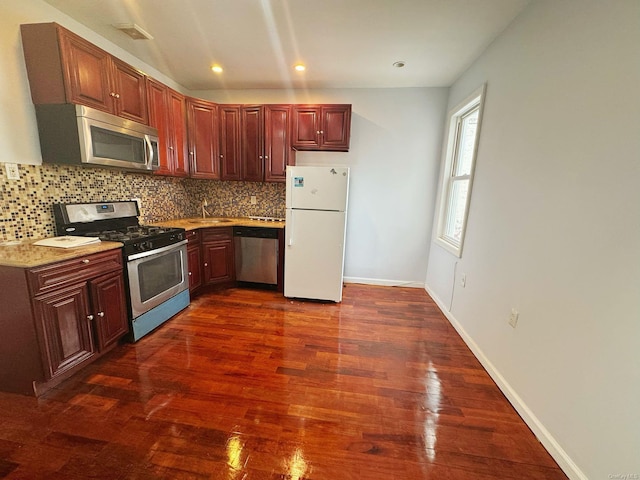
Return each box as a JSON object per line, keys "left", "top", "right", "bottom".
{"left": 0, "top": 249, "right": 129, "bottom": 396}
{"left": 186, "top": 229, "right": 202, "bottom": 292}
{"left": 201, "top": 228, "right": 235, "bottom": 287}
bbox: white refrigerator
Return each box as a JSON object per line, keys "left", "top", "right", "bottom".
{"left": 284, "top": 165, "right": 350, "bottom": 302}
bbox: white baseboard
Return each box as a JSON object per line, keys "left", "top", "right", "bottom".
{"left": 344, "top": 277, "right": 424, "bottom": 288}
{"left": 424, "top": 285, "right": 587, "bottom": 480}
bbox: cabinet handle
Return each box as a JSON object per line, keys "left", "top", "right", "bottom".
{"left": 320, "top": 130, "right": 324, "bottom": 134}
{"left": 87, "top": 314, "right": 94, "bottom": 321}
{"left": 114, "top": 93, "right": 120, "bottom": 99}
{"left": 97, "top": 312, "right": 105, "bottom": 317}
{"left": 316, "top": 130, "right": 320, "bottom": 134}
{"left": 188, "top": 272, "right": 192, "bottom": 276}
{"left": 220, "top": 154, "right": 223, "bottom": 158}
{"left": 109, "top": 92, "right": 115, "bottom": 97}
{"left": 204, "top": 263, "right": 208, "bottom": 267}
{"left": 169, "top": 146, "right": 174, "bottom": 150}
{"left": 82, "top": 259, "right": 90, "bottom": 264}
{"left": 265, "top": 155, "right": 269, "bottom": 159}
{"left": 189, "top": 152, "right": 194, "bottom": 156}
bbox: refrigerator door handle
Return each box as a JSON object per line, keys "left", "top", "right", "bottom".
{"left": 287, "top": 212, "right": 294, "bottom": 246}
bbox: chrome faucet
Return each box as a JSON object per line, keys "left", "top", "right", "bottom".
{"left": 202, "top": 199, "right": 212, "bottom": 218}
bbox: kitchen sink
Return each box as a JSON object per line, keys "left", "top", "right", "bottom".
{"left": 190, "top": 218, "right": 233, "bottom": 224}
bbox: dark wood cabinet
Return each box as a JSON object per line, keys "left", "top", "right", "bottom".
{"left": 220, "top": 105, "right": 242, "bottom": 181}
{"left": 32, "top": 283, "right": 96, "bottom": 380}
{"left": 240, "top": 105, "right": 295, "bottom": 183}
{"left": 90, "top": 271, "right": 129, "bottom": 351}
{"left": 241, "top": 105, "right": 265, "bottom": 182}
{"left": 21, "top": 23, "right": 148, "bottom": 124}
{"left": 186, "top": 230, "right": 203, "bottom": 293}
{"left": 148, "top": 78, "right": 188, "bottom": 177}
{"left": 187, "top": 98, "right": 220, "bottom": 179}
{"left": 201, "top": 228, "right": 235, "bottom": 286}
{"left": 168, "top": 90, "right": 189, "bottom": 176}
{"left": 265, "top": 105, "right": 295, "bottom": 182}
{"left": 0, "top": 249, "right": 129, "bottom": 396}
{"left": 292, "top": 104, "right": 351, "bottom": 151}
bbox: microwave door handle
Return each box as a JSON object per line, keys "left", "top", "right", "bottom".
{"left": 144, "top": 135, "right": 154, "bottom": 169}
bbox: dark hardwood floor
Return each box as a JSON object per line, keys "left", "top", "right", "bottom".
{"left": 0, "top": 285, "right": 567, "bottom": 479}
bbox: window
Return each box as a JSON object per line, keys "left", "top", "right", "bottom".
{"left": 435, "top": 85, "right": 485, "bottom": 257}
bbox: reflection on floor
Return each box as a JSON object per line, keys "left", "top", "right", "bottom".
{"left": 0, "top": 285, "right": 567, "bottom": 479}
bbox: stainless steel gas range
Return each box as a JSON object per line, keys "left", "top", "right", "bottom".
{"left": 54, "top": 201, "right": 189, "bottom": 341}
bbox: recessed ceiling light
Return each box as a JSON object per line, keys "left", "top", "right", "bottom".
{"left": 392, "top": 61, "right": 406, "bottom": 68}
{"left": 294, "top": 64, "right": 306, "bottom": 72}
{"left": 211, "top": 65, "right": 223, "bottom": 73}
{"left": 113, "top": 23, "right": 153, "bottom": 40}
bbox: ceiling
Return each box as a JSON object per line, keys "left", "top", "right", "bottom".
{"left": 43, "top": 0, "right": 530, "bottom": 91}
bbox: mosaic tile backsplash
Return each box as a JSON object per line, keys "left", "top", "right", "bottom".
{"left": 0, "top": 163, "right": 285, "bottom": 242}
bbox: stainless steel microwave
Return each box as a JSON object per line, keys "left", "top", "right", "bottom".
{"left": 34, "top": 104, "right": 159, "bottom": 172}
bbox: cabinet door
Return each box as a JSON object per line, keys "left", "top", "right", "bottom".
{"left": 220, "top": 105, "right": 242, "bottom": 180}
{"left": 241, "top": 106, "right": 264, "bottom": 182}
{"left": 202, "top": 240, "right": 235, "bottom": 285}
{"left": 147, "top": 79, "right": 172, "bottom": 175}
{"left": 90, "top": 271, "right": 129, "bottom": 351}
{"left": 111, "top": 58, "right": 148, "bottom": 124}
{"left": 291, "top": 106, "right": 320, "bottom": 149}
{"left": 32, "top": 284, "right": 96, "bottom": 380}
{"left": 58, "top": 29, "right": 113, "bottom": 113}
{"left": 321, "top": 105, "right": 351, "bottom": 151}
{"left": 168, "top": 89, "right": 189, "bottom": 177}
{"left": 187, "top": 244, "right": 203, "bottom": 292}
{"left": 187, "top": 99, "right": 220, "bottom": 179}
{"left": 265, "top": 105, "right": 294, "bottom": 182}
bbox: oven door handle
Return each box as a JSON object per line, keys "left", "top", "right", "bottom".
{"left": 127, "top": 239, "right": 187, "bottom": 261}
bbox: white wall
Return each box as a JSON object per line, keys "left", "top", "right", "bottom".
{"left": 426, "top": 1, "right": 640, "bottom": 478}
{"left": 0, "top": 0, "right": 184, "bottom": 166}
{"left": 197, "top": 89, "right": 449, "bottom": 286}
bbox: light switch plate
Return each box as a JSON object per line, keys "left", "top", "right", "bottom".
{"left": 5, "top": 163, "right": 19, "bottom": 180}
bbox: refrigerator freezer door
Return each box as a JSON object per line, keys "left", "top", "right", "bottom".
{"left": 286, "top": 166, "right": 349, "bottom": 211}
{"left": 284, "top": 208, "right": 347, "bottom": 302}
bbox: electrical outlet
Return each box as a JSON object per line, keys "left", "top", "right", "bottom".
{"left": 460, "top": 273, "right": 466, "bottom": 287}
{"left": 508, "top": 308, "right": 519, "bottom": 328}
{"left": 5, "top": 163, "right": 19, "bottom": 180}
{"left": 250, "top": 195, "right": 257, "bottom": 205}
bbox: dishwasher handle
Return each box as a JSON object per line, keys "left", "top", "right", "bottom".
{"left": 233, "top": 226, "right": 279, "bottom": 239}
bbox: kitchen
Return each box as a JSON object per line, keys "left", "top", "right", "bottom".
{"left": 0, "top": 1, "right": 638, "bottom": 479}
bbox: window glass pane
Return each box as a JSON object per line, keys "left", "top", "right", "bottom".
{"left": 454, "top": 108, "right": 479, "bottom": 177}
{"left": 443, "top": 179, "right": 469, "bottom": 244}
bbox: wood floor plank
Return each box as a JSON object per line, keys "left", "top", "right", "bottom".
{"left": 0, "top": 285, "right": 567, "bottom": 479}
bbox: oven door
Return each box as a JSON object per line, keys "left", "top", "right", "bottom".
{"left": 127, "top": 240, "right": 188, "bottom": 319}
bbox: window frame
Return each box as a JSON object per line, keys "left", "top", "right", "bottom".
{"left": 434, "top": 84, "right": 486, "bottom": 257}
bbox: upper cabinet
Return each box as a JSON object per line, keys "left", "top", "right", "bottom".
{"left": 21, "top": 23, "right": 148, "bottom": 124}
{"left": 241, "top": 105, "right": 296, "bottom": 183}
{"left": 147, "top": 78, "right": 188, "bottom": 177}
{"left": 219, "top": 105, "right": 242, "bottom": 181}
{"left": 264, "top": 105, "right": 295, "bottom": 182}
{"left": 241, "top": 105, "right": 265, "bottom": 182}
{"left": 187, "top": 98, "right": 220, "bottom": 179}
{"left": 291, "top": 105, "right": 352, "bottom": 152}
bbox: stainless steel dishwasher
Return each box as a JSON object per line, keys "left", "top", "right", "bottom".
{"left": 233, "top": 227, "right": 279, "bottom": 286}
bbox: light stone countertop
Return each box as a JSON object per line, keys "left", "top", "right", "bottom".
{"left": 0, "top": 240, "right": 123, "bottom": 269}
{"left": 151, "top": 217, "right": 286, "bottom": 231}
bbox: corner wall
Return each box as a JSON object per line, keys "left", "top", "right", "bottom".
{"left": 426, "top": 1, "right": 640, "bottom": 478}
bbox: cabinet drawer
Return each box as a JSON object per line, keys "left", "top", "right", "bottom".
{"left": 28, "top": 250, "right": 123, "bottom": 296}
{"left": 186, "top": 229, "right": 200, "bottom": 244}
{"left": 201, "top": 227, "right": 232, "bottom": 243}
